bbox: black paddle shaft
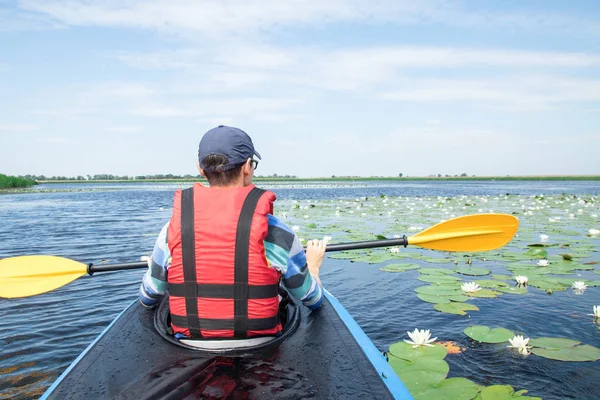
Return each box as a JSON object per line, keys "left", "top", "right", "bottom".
{"left": 86, "top": 236, "right": 408, "bottom": 275}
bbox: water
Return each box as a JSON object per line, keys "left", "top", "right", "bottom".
{"left": 1, "top": 180, "right": 599, "bottom": 399}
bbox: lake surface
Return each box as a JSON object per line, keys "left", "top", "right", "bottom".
{"left": 1, "top": 180, "right": 599, "bottom": 399}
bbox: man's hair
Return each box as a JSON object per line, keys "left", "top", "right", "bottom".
{"left": 201, "top": 154, "right": 245, "bottom": 186}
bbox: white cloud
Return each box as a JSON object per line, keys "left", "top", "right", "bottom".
{"left": 0, "top": 124, "right": 38, "bottom": 132}
{"left": 105, "top": 125, "right": 144, "bottom": 134}
{"left": 17, "top": 0, "right": 600, "bottom": 37}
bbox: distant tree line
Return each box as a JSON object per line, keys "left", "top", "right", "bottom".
{"left": 23, "top": 173, "right": 298, "bottom": 181}
{"left": 0, "top": 174, "right": 38, "bottom": 188}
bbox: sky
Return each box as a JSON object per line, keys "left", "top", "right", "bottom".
{"left": 0, "top": 0, "right": 599, "bottom": 178}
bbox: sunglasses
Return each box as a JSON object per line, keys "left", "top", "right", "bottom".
{"left": 251, "top": 159, "right": 259, "bottom": 170}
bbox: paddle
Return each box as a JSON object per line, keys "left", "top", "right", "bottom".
{"left": 0, "top": 213, "right": 518, "bottom": 299}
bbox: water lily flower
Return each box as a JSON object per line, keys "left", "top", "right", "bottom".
{"left": 515, "top": 275, "right": 528, "bottom": 286}
{"left": 537, "top": 259, "right": 549, "bottom": 267}
{"left": 508, "top": 335, "right": 531, "bottom": 355}
{"left": 589, "top": 228, "right": 600, "bottom": 236}
{"left": 389, "top": 247, "right": 400, "bottom": 253}
{"left": 539, "top": 234, "right": 549, "bottom": 242}
{"left": 572, "top": 281, "right": 587, "bottom": 291}
{"left": 461, "top": 282, "right": 482, "bottom": 293}
{"left": 323, "top": 236, "right": 332, "bottom": 245}
{"left": 404, "top": 329, "right": 437, "bottom": 348}
{"left": 588, "top": 305, "right": 599, "bottom": 321}
{"left": 291, "top": 226, "right": 300, "bottom": 232}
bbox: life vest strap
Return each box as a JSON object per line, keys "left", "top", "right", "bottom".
{"left": 181, "top": 187, "right": 202, "bottom": 338}
{"left": 170, "top": 314, "right": 279, "bottom": 331}
{"left": 234, "top": 187, "right": 266, "bottom": 338}
{"left": 168, "top": 283, "right": 279, "bottom": 299}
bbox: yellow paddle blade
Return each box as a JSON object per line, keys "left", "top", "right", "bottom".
{"left": 0, "top": 255, "right": 88, "bottom": 298}
{"left": 407, "top": 214, "right": 518, "bottom": 252}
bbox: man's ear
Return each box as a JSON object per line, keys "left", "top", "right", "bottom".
{"left": 197, "top": 162, "right": 206, "bottom": 178}
{"left": 242, "top": 158, "right": 252, "bottom": 176}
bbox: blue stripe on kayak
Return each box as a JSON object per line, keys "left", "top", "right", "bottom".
{"left": 40, "top": 300, "right": 138, "bottom": 400}
{"left": 324, "top": 290, "right": 413, "bottom": 400}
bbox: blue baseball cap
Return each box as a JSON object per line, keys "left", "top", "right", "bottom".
{"left": 198, "top": 125, "right": 261, "bottom": 172}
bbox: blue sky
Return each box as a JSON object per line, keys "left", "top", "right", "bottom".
{"left": 1, "top": 0, "right": 599, "bottom": 178}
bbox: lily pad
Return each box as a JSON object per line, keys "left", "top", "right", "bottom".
{"left": 455, "top": 267, "right": 491, "bottom": 276}
{"left": 388, "top": 356, "right": 449, "bottom": 392}
{"left": 529, "top": 337, "right": 581, "bottom": 348}
{"left": 464, "top": 326, "right": 515, "bottom": 343}
{"left": 388, "top": 341, "right": 448, "bottom": 361}
{"left": 495, "top": 286, "right": 528, "bottom": 295}
{"left": 531, "top": 345, "right": 600, "bottom": 362}
{"left": 419, "top": 275, "right": 462, "bottom": 284}
{"left": 472, "top": 280, "right": 510, "bottom": 288}
{"left": 466, "top": 289, "right": 501, "bottom": 298}
{"left": 434, "top": 302, "right": 479, "bottom": 315}
{"left": 481, "top": 385, "right": 513, "bottom": 400}
{"left": 420, "top": 268, "right": 455, "bottom": 275}
{"left": 411, "top": 377, "right": 481, "bottom": 400}
{"left": 379, "top": 263, "right": 420, "bottom": 273}
{"left": 417, "top": 294, "right": 451, "bottom": 304}
{"left": 416, "top": 285, "right": 462, "bottom": 296}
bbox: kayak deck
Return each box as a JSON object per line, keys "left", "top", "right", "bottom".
{"left": 42, "top": 292, "right": 411, "bottom": 399}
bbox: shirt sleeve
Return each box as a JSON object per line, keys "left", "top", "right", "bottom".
{"left": 264, "top": 214, "right": 323, "bottom": 310}
{"left": 139, "top": 222, "right": 171, "bottom": 307}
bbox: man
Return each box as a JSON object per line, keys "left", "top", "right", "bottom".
{"left": 139, "top": 125, "right": 326, "bottom": 339}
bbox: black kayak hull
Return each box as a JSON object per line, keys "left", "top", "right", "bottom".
{"left": 40, "top": 291, "right": 412, "bottom": 399}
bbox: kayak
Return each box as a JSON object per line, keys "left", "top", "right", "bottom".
{"left": 40, "top": 290, "right": 413, "bottom": 399}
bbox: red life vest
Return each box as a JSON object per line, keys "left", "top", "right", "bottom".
{"left": 167, "top": 183, "right": 281, "bottom": 338}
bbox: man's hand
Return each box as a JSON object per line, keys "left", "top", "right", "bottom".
{"left": 306, "top": 239, "right": 326, "bottom": 285}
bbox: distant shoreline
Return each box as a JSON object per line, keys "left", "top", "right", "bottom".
{"left": 35, "top": 175, "right": 600, "bottom": 183}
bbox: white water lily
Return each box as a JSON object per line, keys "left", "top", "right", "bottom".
{"left": 508, "top": 335, "right": 531, "bottom": 355}
{"left": 515, "top": 275, "right": 529, "bottom": 286}
{"left": 322, "top": 236, "right": 332, "bottom": 245}
{"left": 389, "top": 247, "right": 400, "bottom": 253}
{"left": 291, "top": 226, "right": 300, "bottom": 232}
{"left": 537, "top": 259, "right": 549, "bottom": 267}
{"left": 572, "top": 281, "right": 587, "bottom": 291}
{"left": 461, "top": 282, "right": 482, "bottom": 293}
{"left": 539, "top": 234, "right": 549, "bottom": 242}
{"left": 588, "top": 305, "right": 600, "bottom": 321}
{"left": 404, "top": 329, "right": 437, "bottom": 348}
{"left": 588, "top": 228, "right": 600, "bottom": 236}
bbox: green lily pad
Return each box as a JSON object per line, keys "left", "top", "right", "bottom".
{"left": 416, "top": 285, "right": 462, "bottom": 296}
{"left": 388, "top": 341, "right": 447, "bottom": 361}
{"left": 529, "top": 337, "right": 581, "bottom": 348}
{"left": 495, "top": 286, "right": 528, "bottom": 295}
{"left": 526, "top": 280, "right": 568, "bottom": 291}
{"left": 420, "top": 257, "right": 454, "bottom": 264}
{"left": 379, "top": 263, "right": 420, "bottom": 272}
{"left": 492, "top": 274, "right": 513, "bottom": 281}
{"left": 434, "top": 302, "right": 479, "bottom": 315}
{"left": 455, "top": 267, "right": 491, "bottom": 276}
{"left": 419, "top": 275, "right": 462, "bottom": 284}
{"left": 466, "top": 289, "right": 501, "bottom": 298}
{"left": 388, "top": 356, "right": 450, "bottom": 393}
{"left": 524, "top": 248, "right": 548, "bottom": 259}
{"left": 445, "top": 294, "right": 469, "bottom": 302}
{"left": 471, "top": 280, "right": 510, "bottom": 288}
{"left": 531, "top": 344, "right": 600, "bottom": 362}
{"left": 464, "top": 326, "right": 515, "bottom": 343}
{"left": 351, "top": 253, "right": 396, "bottom": 264}
{"left": 411, "top": 377, "right": 481, "bottom": 400}
{"left": 420, "top": 268, "right": 455, "bottom": 275}
{"left": 417, "top": 294, "right": 451, "bottom": 304}
{"left": 481, "top": 385, "right": 513, "bottom": 400}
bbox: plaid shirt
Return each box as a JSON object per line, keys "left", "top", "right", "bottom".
{"left": 139, "top": 214, "right": 323, "bottom": 310}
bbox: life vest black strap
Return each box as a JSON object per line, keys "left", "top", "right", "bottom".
{"left": 234, "top": 187, "right": 266, "bottom": 338}
{"left": 181, "top": 187, "right": 202, "bottom": 338}
{"left": 170, "top": 314, "right": 278, "bottom": 332}
{"left": 168, "top": 283, "right": 278, "bottom": 299}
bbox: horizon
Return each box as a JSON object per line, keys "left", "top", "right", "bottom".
{"left": 1, "top": 1, "right": 599, "bottom": 178}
